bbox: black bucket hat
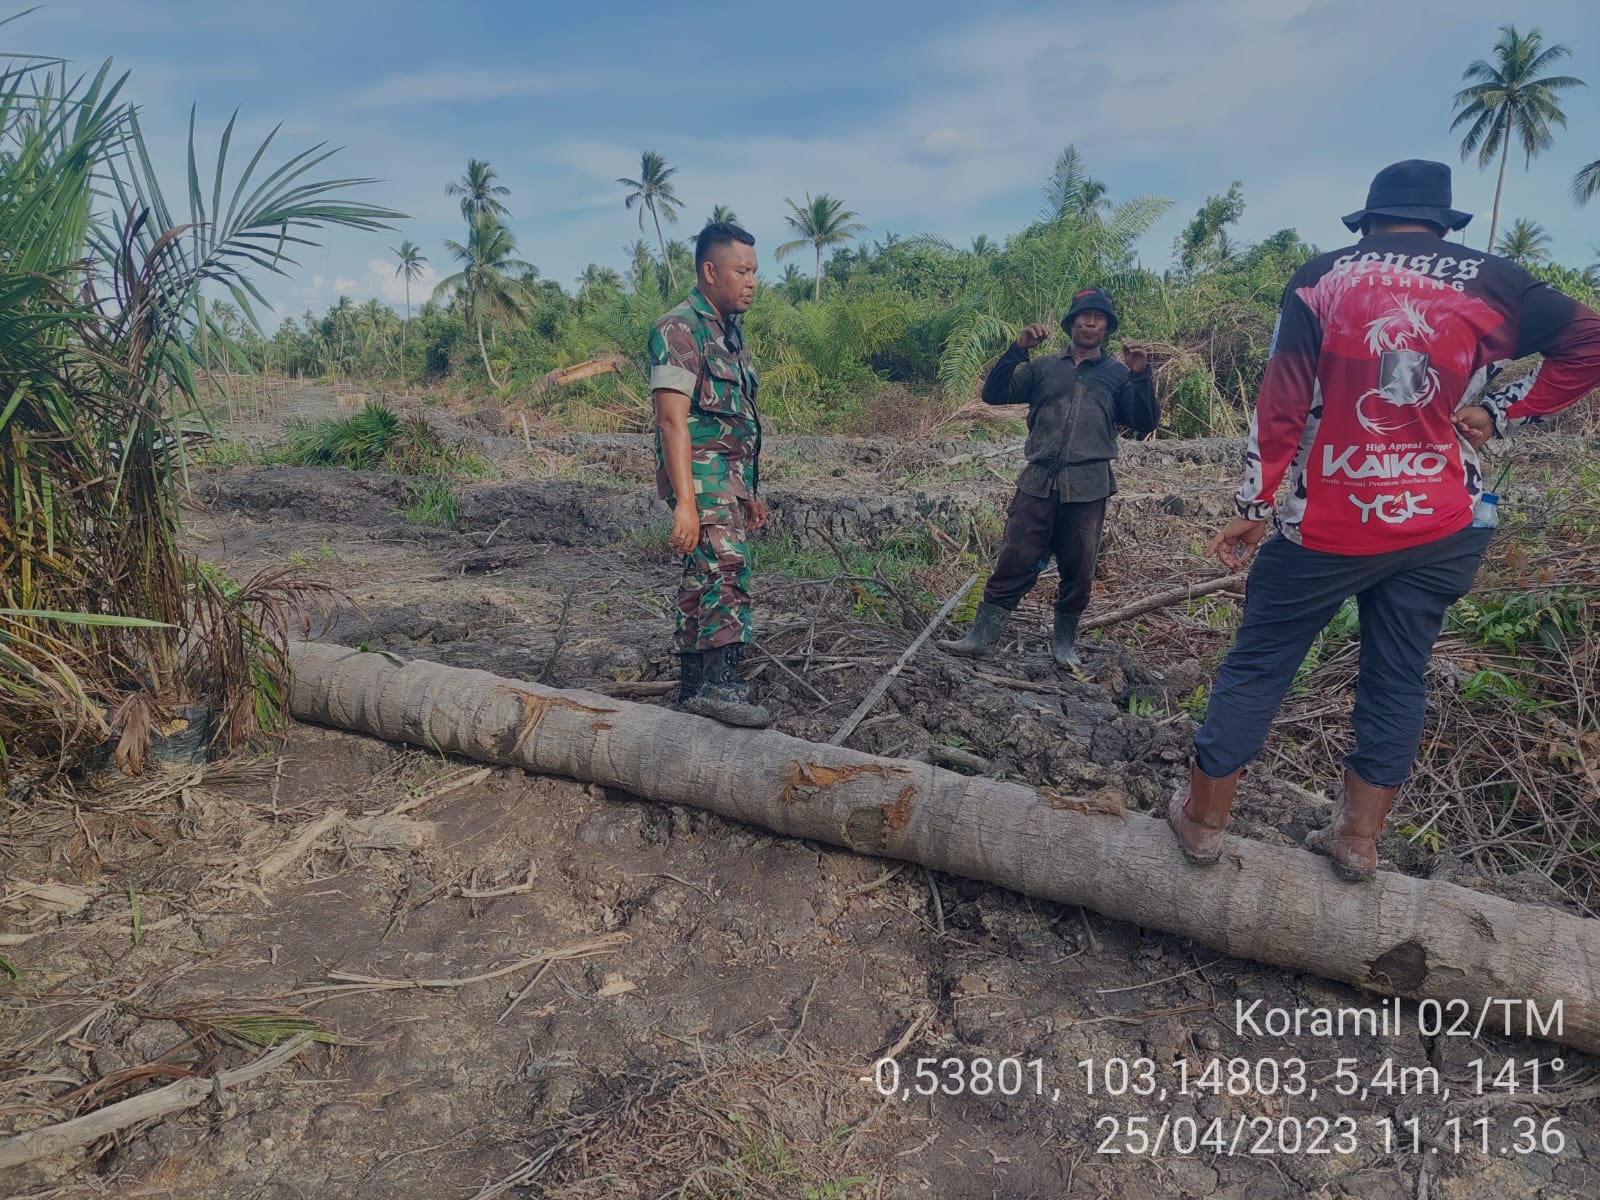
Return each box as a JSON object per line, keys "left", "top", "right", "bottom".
{"left": 1061, "top": 286, "right": 1118, "bottom": 335}
{"left": 1341, "top": 159, "right": 1473, "bottom": 233}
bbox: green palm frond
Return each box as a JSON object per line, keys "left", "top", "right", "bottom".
{"left": 1575, "top": 158, "right": 1600, "bottom": 205}
{"left": 1, "top": 29, "right": 403, "bottom": 774}
{"left": 935, "top": 307, "right": 1016, "bottom": 399}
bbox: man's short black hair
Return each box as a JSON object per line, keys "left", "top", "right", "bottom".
{"left": 696, "top": 221, "right": 755, "bottom": 271}
{"left": 1363, "top": 214, "right": 1446, "bottom": 237}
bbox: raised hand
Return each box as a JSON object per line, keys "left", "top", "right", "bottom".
{"left": 1016, "top": 322, "right": 1052, "bottom": 351}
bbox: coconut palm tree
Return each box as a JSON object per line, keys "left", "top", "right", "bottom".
{"left": 708, "top": 204, "right": 739, "bottom": 224}
{"left": 1494, "top": 218, "right": 1552, "bottom": 266}
{"left": 1040, "top": 145, "right": 1108, "bottom": 224}
{"left": 625, "top": 238, "right": 661, "bottom": 299}
{"left": 662, "top": 239, "right": 694, "bottom": 295}
{"left": 617, "top": 151, "right": 682, "bottom": 289}
{"left": 1451, "top": 25, "right": 1585, "bottom": 251}
{"left": 208, "top": 299, "right": 241, "bottom": 393}
{"left": 776, "top": 193, "right": 866, "bottom": 302}
{"left": 775, "top": 263, "right": 810, "bottom": 304}
{"left": 391, "top": 240, "right": 427, "bottom": 350}
{"left": 575, "top": 263, "right": 622, "bottom": 308}
{"left": 1076, "top": 178, "right": 1111, "bottom": 223}
{"left": 446, "top": 159, "right": 512, "bottom": 223}
{"left": 434, "top": 215, "right": 533, "bottom": 388}
{"left": 357, "top": 298, "right": 396, "bottom": 370}
{"left": 327, "top": 295, "right": 357, "bottom": 376}
{"left": 1575, "top": 158, "right": 1600, "bottom": 205}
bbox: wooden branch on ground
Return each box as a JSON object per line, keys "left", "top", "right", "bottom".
{"left": 937, "top": 438, "right": 1025, "bottom": 466}
{"left": 589, "top": 680, "right": 677, "bottom": 698}
{"left": 285, "top": 643, "right": 1600, "bottom": 1056}
{"left": 1081, "top": 571, "right": 1249, "bottom": 631}
{"left": 0, "top": 1034, "right": 313, "bottom": 1171}
{"left": 911, "top": 744, "right": 992, "bottom": 774}
{"left": 972, "top": 670, "right": 1070, "bottom": 696}
{"left": 538, "top": 589, "right": 576, "bottom": 685}
{"left": 828, "top": 573, "right": 979, "bottom": 747}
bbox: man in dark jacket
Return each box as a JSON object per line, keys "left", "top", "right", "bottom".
{"left": 940, "top": 287, "right": 1159, "bottom": 666}
{"left": 1169, "top": 160, "right": 1600, "bottom": 881}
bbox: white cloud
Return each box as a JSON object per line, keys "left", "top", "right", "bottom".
{"left": 367, "top": 258, "right": 439, "bottom": 308}
{"left": 348, "top": 67, "right": 595, "bottom": 109}
{"left": 196, "top": 0, "right": 1592, "bottom": 319}
{"left": 913, "top": 127, "right": 987, "bottom": 161}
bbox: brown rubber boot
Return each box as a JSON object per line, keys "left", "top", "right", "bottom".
{"left": 1166, "top": 761, "right": 1241, "bottom": 866}
{"left": 1305, "top": 770, "right": 1399, "bottom": 882}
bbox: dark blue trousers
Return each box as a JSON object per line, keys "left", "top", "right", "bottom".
{"left": 1193, "top": 527, "right": 1492, "bottom": 788}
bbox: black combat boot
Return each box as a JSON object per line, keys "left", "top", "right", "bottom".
{"left": 1052, "top": 610, "right": 1082, "bottom": 668}
{"left": 683, "top": 643, "right": 772, "bottom": 728}
{"left": 937, "top": 601, "right": 1010, "bottom": 657}
{"left": 674, "top": 652, "right": 704, "bottom": 708}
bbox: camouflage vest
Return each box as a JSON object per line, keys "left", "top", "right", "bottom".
{"left": 648, "top": 288, "right": 761, "bottom": 507}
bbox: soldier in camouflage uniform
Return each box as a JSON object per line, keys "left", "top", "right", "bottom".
{"left": 648, "top": 221, "right": 771, "bottom": 727}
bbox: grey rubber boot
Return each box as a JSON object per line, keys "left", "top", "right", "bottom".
{"left": 938, "top": 601, "right": 1009, "bottom": 657}
{"left": 682, "top": 643, "right": 772, "bottom": 728}
{"left": 674, "top": 652, "right": 704, "bottom": 708}
{"left": 1052, "top": 610, "right": 1082, "bottom": 668}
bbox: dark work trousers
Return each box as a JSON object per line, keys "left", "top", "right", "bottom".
{"left": 982, "top": 490, "right": 1108, "bottom": 615}
{"left": 1193, "top": 526, "right": 1492, "bottom": 788}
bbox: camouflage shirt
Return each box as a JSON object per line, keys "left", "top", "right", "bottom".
{"left": 648, "top": 287, "right": 761, "bottom": 509}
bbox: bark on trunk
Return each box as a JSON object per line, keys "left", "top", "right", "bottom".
{"left": 1488, "top": 136, "right": 1510, "bottom": 253}
{"left": 651, "top": 202, "right": 676, "bottom": 291}
{"left": 286, "top": 642, "right": 1600, "bottom": 1055}
{"left": 476, "top": 319, "right": 501, "bottom": 390}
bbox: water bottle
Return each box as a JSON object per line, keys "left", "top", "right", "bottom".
{"left": 1470, "top": 491, "right": 1500, "bottom": 529}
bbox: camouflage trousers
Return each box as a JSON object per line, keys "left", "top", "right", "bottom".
{"left": 675, "top": 502, "right": 753, "bottom": 652}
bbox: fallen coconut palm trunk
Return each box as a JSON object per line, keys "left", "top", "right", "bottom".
{"left": 286, "top": 642, "right": 1600, "bottom": 1055}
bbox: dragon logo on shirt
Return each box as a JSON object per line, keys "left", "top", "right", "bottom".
{"left": 1356, "top": 297, "right": 1441, "bottom": 436}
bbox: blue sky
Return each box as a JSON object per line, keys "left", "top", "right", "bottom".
{"left": 22, "top": 0, "right": 1599, "bottom": 323}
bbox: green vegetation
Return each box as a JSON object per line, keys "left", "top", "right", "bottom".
{"left": 234, "top": 151, "right": 1331, "bottom": 438}
{"left": 237, "top": 26, "right": 1595, "bottom": 440}
{"left": 400, "top": 480, "right": 462, "bottom": 529}
{"left": 751, "top": 530, "right": 948, "bottom": 621}
{"left": 283, "top": 401, "right": 491, "bottom": 480}
{"left": 0, "top": 20, "right": 397, "bottom": 772}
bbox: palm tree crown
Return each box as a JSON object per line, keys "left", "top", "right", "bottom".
{"left": 1494, "top": 218, "right": 1552, "bottom": 266}
{"left": 575, "top": 263, "right": 622, "bottom": 307}
{"left": 709, "top": 204, "right": 739, "bottom": 225}
{"left": 391, "top": 239, "right": 427, "bottom": 331}
{"left": 1040, "top": 146, "right": 1108, "bottom": 224}
{"left": 775, "top": 193, "right": 866, "bottom": 301}
{"left": 434, "top": 215, "right": 532, "bottom": 387}
{"left": 1575, "top": 158, "right": 1600, "bottom": 206}
{"left": 446, "top": 159, "right": 512, "bottom": 223}
{"left": 1451, "top": 24, "right": 1585, "bottom": 249}
{"left": 618, "top": 151, "right": 682, "bottom": 290}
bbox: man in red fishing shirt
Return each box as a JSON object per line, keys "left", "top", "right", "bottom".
{"left": 1168, "top": 160, "right": 1600, "bottom": 881}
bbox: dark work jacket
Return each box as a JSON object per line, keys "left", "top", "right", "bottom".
{"left": 981, "top": 345, "right": 1159, "bottom": 501}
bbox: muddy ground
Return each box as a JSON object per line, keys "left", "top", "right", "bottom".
{"left": 2, "top": 387, "right": 1597, "bottom": 1199}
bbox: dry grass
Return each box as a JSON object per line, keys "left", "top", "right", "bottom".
{"left": 477, "top": 1046, "right": 883, "bottom": 1200}
{"left": 1091, "top": 441, "right": 1600, "bottom": 912}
